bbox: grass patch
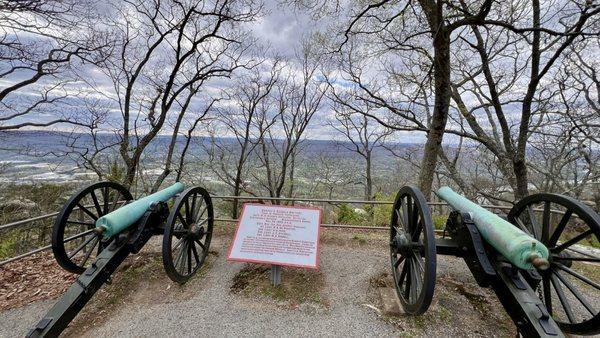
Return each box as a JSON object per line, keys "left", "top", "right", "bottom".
{"left": 352, "top": 234, "right": 367, "bottom": 245}
{"left": 431, "top": 214, "right": 448, "bottom": 230}
{"left": 367, "top": 270, "right": 513, "bottom": 337}
{"left": 231, "top": 264, "right": 328, "bottom": 308}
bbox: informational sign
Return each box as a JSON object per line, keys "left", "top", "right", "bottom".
{"left": 227, "top": 204, "right": 322, "bottom": 269}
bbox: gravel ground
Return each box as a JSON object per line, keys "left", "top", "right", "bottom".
{"left": 0, "top": 231, "right": 565, "bottom": 338}
{"left": 1, "top": 237, "right": 400, "bottom": 337}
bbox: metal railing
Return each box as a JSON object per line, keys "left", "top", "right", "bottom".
{"left": 0, "top": 194, "right": 539, "bottom": 267}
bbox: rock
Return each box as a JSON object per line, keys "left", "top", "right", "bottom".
{"left": 379, "top": 287, "right": 403, "bottom": 316}
{"left": 0, "top": 197, "right": 37, "bottom": 212}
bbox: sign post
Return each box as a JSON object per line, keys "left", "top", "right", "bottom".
{"left": 270, "top": 265, "right": 282, "bottom": 286}
{"left": 228, "top": 204, "right": 322, "bottom": 285}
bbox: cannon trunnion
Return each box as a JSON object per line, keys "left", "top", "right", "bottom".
{"left": 389, "top": 186, "right": 600, "bottom": 337}
{"left": 27, "top": 182, "right": 214, "bottom": 337}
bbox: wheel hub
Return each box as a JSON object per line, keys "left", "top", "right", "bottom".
{"left": 392, "top": 232, "right": 412, "bottom": 254}
{"left": 189, "top": 224, "right": 205, "bottom": 240}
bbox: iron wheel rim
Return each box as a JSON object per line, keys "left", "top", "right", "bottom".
{"left": 51, "top": 181, "right": 132, "bottom": 274}
{"left": 389, "top": 185, "right": 437, "bottom": 315}
{"left": 162, "top": 186, "right": 213, "bottom": 284}
{"left": 508, "top": 193, "right": 600, "bottom": 335}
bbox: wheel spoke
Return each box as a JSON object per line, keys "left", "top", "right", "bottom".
{"left": 402, "top": 197, "right": 409, "bottom": 231}
{"left": 90, "top": 190, "right": 102, "bottom": 217}
{"left": 66, "top": 220, "right": 96, "bottom": 227}
{"left": 68, "top": 234, "right": 98, "bottom": 259}
{"left": 394, "top": 255, "right": 405, "bottom": 269}
{"left": 514, "top": 217, "right": 533, "bottom": 236}
{"left": 196, "top": 217, "right": 210, "bottom": 227}
{"left": 175, "top": 241, "right": 188, "bottom": 274}
{"left": 541, "top": 201, "right": 550, "bottom": 242}
{"left": 110, "top": 193, "right": 121, "bottom": 212}
{"left": 553, "top": 271, "right": 596, "bottom": 315}
{"left": 102, "top": 187, "right": 110, "bottom": 215}
{"left": 187, "top": 241, "right": 192, "bottom": 274}
{"left": 172, "top": 236, "right": 186, "bottom": 251}
{"left": 191, "top": 241, "right": 200, "bottom": 265}
{"left": 185, "top": 199, "right": 191, "bottom": 224}
{"left": 395, "top": 209, "right": 403, "bottom": 229}
{"left": 412, "top": 253, "right": 424, "bottom": 273}
{"left": 76, "top": 203, "right": 98, "bottom": 221}
{"left": 193, "top": 195, "right": 204, "bottom": 223}
{"left": 409, "top": 258, "right": 418, "bottom": 303}
{"left": 548, "top": 210, "right": 572, "bottom": 247}
{"left": 411, "top": 201, "right": 419, "bottom": 228}
{"left": 195, "top": 206, "right": 208, "bottom": 224}
{"left": 554, "top": 262, "right": 600, "bottom": 290}
{"left": 403, "top": 261, "right": 411, "bottom": 300}
{"left": 550, "top": 273, "right": 575, "bottom": 323}
{"left": 553, "top": 229, "right": 593, "bottom": 253}
{"left": 412, "top": 219, "right": 422, "bottom": 242}
{"left": 195, "top": 239, "right": 207, "bottom": 252}
{"left": 553, "top": 255, "right": 600, "bottom": 263}
{"left": 63, "top": 228, "right": 96, "bottom": 242}
{"left": 526, "top": 206, "right": 540, "bottom": 239}
{"left": 177, "top": 211, "right": 189, "bottom": 229}
{"left": 410, "top": 256, "right": 420, "bottom": 295}
{"left": 80, "top": 236, "right": 99, "bottom": 267}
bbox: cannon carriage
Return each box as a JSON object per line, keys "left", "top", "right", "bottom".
{"left": 28, "top": 181, "right": 214, "bottom": 337}
{"left": 389, "top": 185, "right": 600, "bottom": 337}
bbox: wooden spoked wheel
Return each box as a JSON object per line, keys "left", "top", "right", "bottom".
{"left": 52, "top": 181, "right": 133, "bottom": 274}
{"left": 389, "top": 186, "right": 437, "bottom": 315}
{"left": 162, "top": 186, "right": 213, "bottom": 284}
{"left": 508, "top": 193, "right": 600, "bottom": 335}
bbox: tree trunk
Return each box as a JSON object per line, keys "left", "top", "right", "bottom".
{"left": 287, "top": 152, "right": 296, "bottom": 205}
{"left": 232, "top": 169, "right": 243, "bottom": 219}
{"left": 513, "top": 157, "right": 529, "bottom": 200}
{"left": 418, "top": 28, "right": 451, "bottom": 199}
{"left": 365, "top": 152, "right": 372, "bottom": 201}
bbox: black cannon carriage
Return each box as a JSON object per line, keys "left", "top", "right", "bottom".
{"left": 388, "top": 185, "right": 600, "bottom": 337}
{"left": 27, "top": 181, "right": 214, "bottom": 337}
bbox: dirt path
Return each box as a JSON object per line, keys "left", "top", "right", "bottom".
{"left": 1, "top": 232, "right": 517, "bottom": 337}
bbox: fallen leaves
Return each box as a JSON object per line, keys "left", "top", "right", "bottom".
{"left": 0, "top": 251, "right": 76, "bottom": 311}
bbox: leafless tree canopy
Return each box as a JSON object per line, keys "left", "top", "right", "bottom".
{"left": 0, "top": 0, "right": 107, "bottom": 131}
{"left": 1, "top": 0, "right": 599, "bottom": 209}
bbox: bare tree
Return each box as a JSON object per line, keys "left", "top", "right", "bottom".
{"left": 328, "top": 1, "right": 600, "bottom": 199}
{"left": 306, "top": 149, "right": 360, "bottom": 200}
{"left": 329, "top": 108, "right": 392, "bottom": 201}
{"left": 82, "top": 0, "right": 259, "bottom": 190}
{"left": 254, "top": 45, "right": 326, "bottom": 201}
{"left": 206, "top": 61, "right": 279, "bottom": 217}
{"left": 0, "top": 0, "right": 107, "bottom": 131}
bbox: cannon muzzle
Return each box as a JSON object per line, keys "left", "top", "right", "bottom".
{"left": 436, "top": 187, "right": 549, "bottom": 270}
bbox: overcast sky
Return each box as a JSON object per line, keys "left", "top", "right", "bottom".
{"left": 1, "top": 1, "right": 429, "bottom": 144}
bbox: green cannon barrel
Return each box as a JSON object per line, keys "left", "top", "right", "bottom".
{"left": 95, "top": 182, "right": 185, "bottom": 238}
{"left": 436, "top": 187, "right": 549, "bottom": 270}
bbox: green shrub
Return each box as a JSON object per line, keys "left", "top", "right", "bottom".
{"left": 432, "top": 214, "right": 448, "bottom": 230}
{"left": 336, "top": 203, "right": 365, "bottom": 224}
{"left": 370, "top": 192, "right": 394, "bottom": 226}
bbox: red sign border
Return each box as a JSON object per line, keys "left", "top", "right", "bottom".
{"left": 226, "top": 203, "right": 322, "bottom": 269}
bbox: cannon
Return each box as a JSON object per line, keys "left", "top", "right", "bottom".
{"left": 389, "top": 186, "right": 600, "bottom": 337}
{"left": 27, "top": 181, "right": 214, "bottom": 337}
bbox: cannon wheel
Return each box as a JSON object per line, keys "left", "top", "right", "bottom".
{"left": 508, "top": 193, "right": 600, "bottom": 335}
{"left": 163, "top": 186, "right": 213, "bottom": 284}
{"left": 389, "top": 186, "right": 437, "bottom": 315}
{"left": 52, "top": 181, "right": 133, "bottom": 274}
